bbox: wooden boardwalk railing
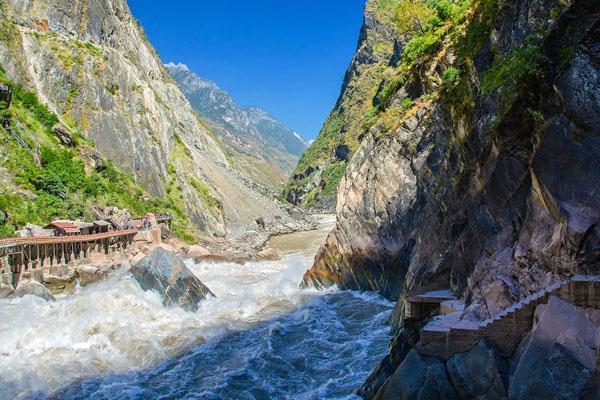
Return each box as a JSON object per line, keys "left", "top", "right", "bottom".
{"left": 0, "top": 229, "right": 139, "bottom": 286}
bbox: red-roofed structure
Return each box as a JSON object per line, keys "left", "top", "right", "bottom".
{"left": 43, "top": 221, "right": 81, "bottom": 237}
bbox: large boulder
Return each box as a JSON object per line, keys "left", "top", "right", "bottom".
{"left": 376, "top": 349, "right": 458, "bottom": 400}
{"left": 447, "top": 339, "right": 507, "bottom": 399}
{"left": 13, "top": 280, "right": 55, "bottom": 301}
{"left": 131, "top": 248, "right": 214, "bottom": 312}
{"left": 509, "top": 296, "right": 600, "bottom": 400}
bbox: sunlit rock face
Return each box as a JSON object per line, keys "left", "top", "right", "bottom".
{"left": 167, "top": 62, "right": 306, "bottom": 190}
{"left": 0, "top": 0, "right": 296, "bottom": 235}
{"left": 303, "top": 0, "right": 600, "bottom": 322}
{"left": 302, "top": 0, "right": 599, "bottom": 397}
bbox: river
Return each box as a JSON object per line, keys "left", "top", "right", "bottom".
{"left": 0, "top": 216, "right": 393, "bottom": 399}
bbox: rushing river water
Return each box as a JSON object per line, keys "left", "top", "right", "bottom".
{"left": 0, "top": 216, "right": 393, "bottom": 399}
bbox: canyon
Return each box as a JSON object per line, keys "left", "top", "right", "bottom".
{"left": 0, "top": 0, "right": 598, "bottom": 398}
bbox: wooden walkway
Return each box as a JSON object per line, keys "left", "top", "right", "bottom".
{"left": 417, "top": 275, "right": 600, "bottom": 359}
{"left": 0, "top": 229, "right": 138, "bottom": 286}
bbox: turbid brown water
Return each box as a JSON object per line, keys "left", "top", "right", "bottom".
{"left": 268, "top": 214, "right": 336, "bottom": 256}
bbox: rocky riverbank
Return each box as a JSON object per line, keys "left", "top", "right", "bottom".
{"left": 297, "top": 0, "right": 599, "bottom": 398}
{"left": 1, "top": 211, "right": 317, "bottom": 300}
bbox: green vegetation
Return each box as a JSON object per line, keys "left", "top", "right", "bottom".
{"left": 442, "top": 66, "right": 460, "bottom": 85}
{"left": 395, "top": 0, "right": 437, "bottom": 34}
{"left": 482, "top": 44, "right": 547, "bottom": 94}
{"left": 320, "top": 162, "right": 347, "bottom": 196}
{"left": 106, "top": 83, "right": 120, "bottom": 95}
{"left": 400, "top": 97, "right": 415, "bottom": 110}
{"left": 0, "top": 67, "right": 199, "bottom": 240}
{"left": 557, "top": 45, "right": 575, "bottom": 72}
{"left": 294, "top": 112, "right": 344, "bottom": 174}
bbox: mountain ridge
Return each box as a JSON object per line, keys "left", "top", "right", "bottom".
{"left": 166, "top": 62, "right": 307, "bottom": 189}
{"left": 0, "top": 0, "right": 300, "bottom": 238}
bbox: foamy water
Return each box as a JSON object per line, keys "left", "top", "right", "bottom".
{"left": 0, "top": 219, "right": 392, "bottom": 399}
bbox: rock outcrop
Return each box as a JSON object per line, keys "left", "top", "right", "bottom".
{"left": 167, "top": 62, "right": 306, "bottom": 190}
{"left": 373, "top": 297, "right": 599, "bottom": 399}
{"left": 509, "top": 296, "right": 600, "bottom": 399}
{"left": 446, "top": 339, "right": 507, "bottom": 399}
{"left": 375, "top": 349, "right": 458, "bottom": 400}
{"left": 303, "top": 0, "right": 599, "bottom": 313}
{"left": 299, "top": 0, "right": 600, "bottom": 396}
{"left": 0, "top": 82, "right": 11, "bottom": 107}
{"left": 13, "top": 280, "right": 55, "bottom": 301}
{"left": 285, "top": 0, "right": 402, "bottom": 209}
{"left": 130, "top": 247, "right": 214, "bottom": 312}
{"left": 0, "top": 0, "right": 298, "bottom": 236}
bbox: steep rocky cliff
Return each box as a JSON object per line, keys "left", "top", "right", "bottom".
{"left": 285, "top": 0, "right": 402, "bottom": 210}
{"left": 0, "top": 0, "right": 295, "bottom": 237}
{"left": 167, "top": 62, "right": 306, "bottom": 190}
{"left": 301, "top": 0, "right": 599, "bottom": 397}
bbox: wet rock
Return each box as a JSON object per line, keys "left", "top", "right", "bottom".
{"left": 194, "top": 254, "right": 227, "bottom": 264}
{"left": 52, "top": 124, "right": 74, "bottom": 147}
{"left": 0, "top": 82, "right": 12, "bottom": 108}
{"left": 376, "top": 349, "right": 458, "bottom": 400}
{"left": 509, "top": 296, "right": 600, "bottom": 400}
{"left": 43, "top": 271, "right": 77, "bottom": 293}
{"left": 446, "top": 339, "right": 507, "bottom": 399}
{"left": 131, "top": 248, "right": 214, "bottom": 312}
{"left": 0, "top": 282, "right": 14, "bottom": 298}
{"left": 75, "top": 265, "right": 100, "bottom": 286}
{"left": 14, "top": 280, "right": 55, "bottom": 301}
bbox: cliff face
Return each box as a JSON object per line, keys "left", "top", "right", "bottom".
{"left": 166, "top": 62, "right": 306, "bottom": 190}
{"left": 302, "top": 0, "right": 598, "bottom": 394}
{"left": 285, "top": 0, "right": 401, "bottom": 210}
{"left": 0, "top": 0, "right": 293, "bottom": 236}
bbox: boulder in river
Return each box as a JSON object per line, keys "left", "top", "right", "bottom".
{"left": 13, "top": 280, "right": 55, "bottom": 301}
{"left": 131, "top": 247, "right": 214, "bottom": 312}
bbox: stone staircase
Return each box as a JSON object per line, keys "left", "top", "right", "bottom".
{"left": 417, "top": 275, "right": 600, "bottom": 360}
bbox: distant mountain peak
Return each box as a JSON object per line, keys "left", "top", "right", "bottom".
{"left": 165, "top": 62, "right": 190, "bottom": 72}
{"left": 166, "top": 62, "right": 308, "bottom": 188}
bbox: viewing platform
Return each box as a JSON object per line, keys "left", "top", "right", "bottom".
{"left": 0, "top": 229, "right": 138, "bottom": 287}
{"left": 416, "top": 275, "right": 600, "bottom": 360}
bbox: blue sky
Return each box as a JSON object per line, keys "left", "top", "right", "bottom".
{"left": 128, "top": 1, "right": 366, "bottom": 141}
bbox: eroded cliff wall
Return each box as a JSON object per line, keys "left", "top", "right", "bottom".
{"left": 285, "top": 0, "right": 402, "bottom": 210}
{"left": 0, "top": 0, "right": 294, "bottom": 236}
{"left": 303, "top": 0, "right": 599, "bottom": 341}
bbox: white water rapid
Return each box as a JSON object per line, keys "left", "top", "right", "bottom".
{"left": 0, "top": 216, "right": 393, "bottom": 399}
